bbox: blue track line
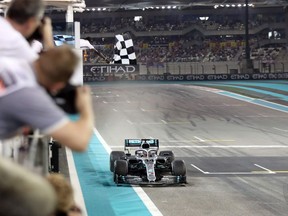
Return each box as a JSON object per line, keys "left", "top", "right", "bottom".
{"left": 196, "top": 80, "right": 288, "bottom": 111}
{"left": 72, "top": 133, "right": 152, "bottom": 216}
{"left": 218, "top": 91, "right": 288, "bottom": 112}
{"left": 200, "top": 82, "right": 288, "bottom": 102}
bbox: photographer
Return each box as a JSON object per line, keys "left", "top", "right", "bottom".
{"left": 0, "top": 0, "right": 54, "bottom": 61}
{"left": 0, "top": 45, "right": 94, "bottom": 152}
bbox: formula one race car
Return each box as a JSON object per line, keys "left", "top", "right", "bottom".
{"left": 110, "top": 139, "right": 187, "bottom": 185}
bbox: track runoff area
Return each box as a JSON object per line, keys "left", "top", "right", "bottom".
{"left": 67, "top": 80, "right": 288, "bottom": 216}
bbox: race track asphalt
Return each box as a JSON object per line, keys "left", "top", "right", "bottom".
{"left": 72, "top": 80, "right": 288, "bottom": 216}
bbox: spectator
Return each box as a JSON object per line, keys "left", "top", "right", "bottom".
{"left": 68, "top": 204, "right": 83, "bottom": 216}
{"left": 0, "top": 46, "right": 94, "bottom": 152}
{"left": 0, "top": 157, "right": 56, "bottom": 216}
{"left": 46, "top": 173, "right": 75, "bottom": 216}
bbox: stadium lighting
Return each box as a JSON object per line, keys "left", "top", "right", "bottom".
{"left": 199, "top": 16, "right": 209, "bottom": 21}
{"left": 161, "top": 6, "right": 165, "bottom": 9}
{"left": 73, "top": 7, "right": 84, "bottom": 12}
{"left": 167, "top": 6, "right": 171, "bottom": 9}
{"left": 134, "top": 16, "right": 142, "bottom": 21}
{"left": 92, "top": 8, "right": 95, "bottom": 11}
{"left": 72, "top": 2, "right": 85, "bottom": 8}
{"left": 214, "top": 3, "right": 254, "bottom": 9}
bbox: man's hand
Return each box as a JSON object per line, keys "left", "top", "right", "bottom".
{"left": 75, "top": 86, "right": 94, "bottom": 125}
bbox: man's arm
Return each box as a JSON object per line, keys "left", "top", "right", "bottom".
{"left": 80, "top": 39, "right": 111, "bottom": 63}
{"left": 40, "top": 17, "right": 55, "bottom": 50}
{"left": 93, "top": 48, "right": 111, "bottom": 63}
{"left": 3, "top": 86, "right": 94, "bottom": 152}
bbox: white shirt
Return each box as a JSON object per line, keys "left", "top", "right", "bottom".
{"left": 0, "top": 16, "right": 38, "bottom": 62}
{"left": 31, "top": 40, "right": 43, "bottom": 54}
{"left": 0, "top": 57, "right": 36, "bottom": 97}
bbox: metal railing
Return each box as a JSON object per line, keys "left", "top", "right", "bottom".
{"left": 0, "top": 131, "right": 60, "bottom": 176}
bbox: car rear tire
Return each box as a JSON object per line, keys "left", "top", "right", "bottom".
{"left": 159, "top": 150, "right": 175, "bottom": 162}
{"left": 172, "top": 160, "right": 186, "bottom": 176}
{"left": 110, "top": 151, "right": 126, "bottom": 172}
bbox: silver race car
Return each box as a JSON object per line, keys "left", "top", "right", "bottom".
{"left": 110, "top": 139, "right": 187, "bottom": 185}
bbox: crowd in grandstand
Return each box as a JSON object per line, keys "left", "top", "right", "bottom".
{"left": 80, "top": 14, "right": 285, "bottom": 34}
{"left": 82, "top": 34, "right": 284, "bottom": 65}
{"left": 77, "top": 12, "right": 286, "bottom": 65}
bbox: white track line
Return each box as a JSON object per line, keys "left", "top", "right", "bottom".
{"left": 191, "top": 164, "right": 209, "bottom": 174}
{"left": 190, "top": 163, "right": 276, "bottom": 175}
{"left": 93, "top": 128, "right": 163, "bottom": 216}
{"left": 126, "top": 120, "right": 133, "bottom": 125}
{"left": 143, "top": 145, "right": 288, "bottom": 148}
{"left": 66, "top": 148, "right": 88, "bottom": 216}
{"left": 163, "top": 140, "right": 235, "bottom": 143}
{"left": 206, "top": 172, "right": 275, "bottom": 175}
{"left": 194, "top": 136, "right": 205, "bottom": 142}
{"left": 273, "top": 127, "right": 288, "bottom": 132}
{"left": 110, "top": 145, "right": 288, "bottom": 149}
{"left": 254, "top": 164, "right": 275, "bottom": 174}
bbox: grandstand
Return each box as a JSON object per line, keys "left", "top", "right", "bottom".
{"left": 50, "top": 3, "right": 287, "bottom": 75}
{"left": 42, "top": 0, "right": 288, "bottom": 76}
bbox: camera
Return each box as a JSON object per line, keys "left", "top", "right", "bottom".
{"left": 27, "top": 26, "right": 43, "bottom": 42}
{"left": 27, "top": 19, "right": 45, "bottom": 43}
{"left": 48, "top": 84, "right": 78, "bottom": 114}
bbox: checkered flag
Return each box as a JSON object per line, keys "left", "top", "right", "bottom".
{"left": 113, "top": 32, "right": 137, "bottom": 65}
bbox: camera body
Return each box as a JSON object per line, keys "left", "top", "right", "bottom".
{"left": 49, "top": 84, "right": 78, "bottom": 114}
{"left": 27, "top": 18, "right": 45, "bottom": 43}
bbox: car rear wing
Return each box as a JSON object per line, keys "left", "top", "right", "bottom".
{"left": 124, "top": 139, "right": 159, "bottom": 150}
